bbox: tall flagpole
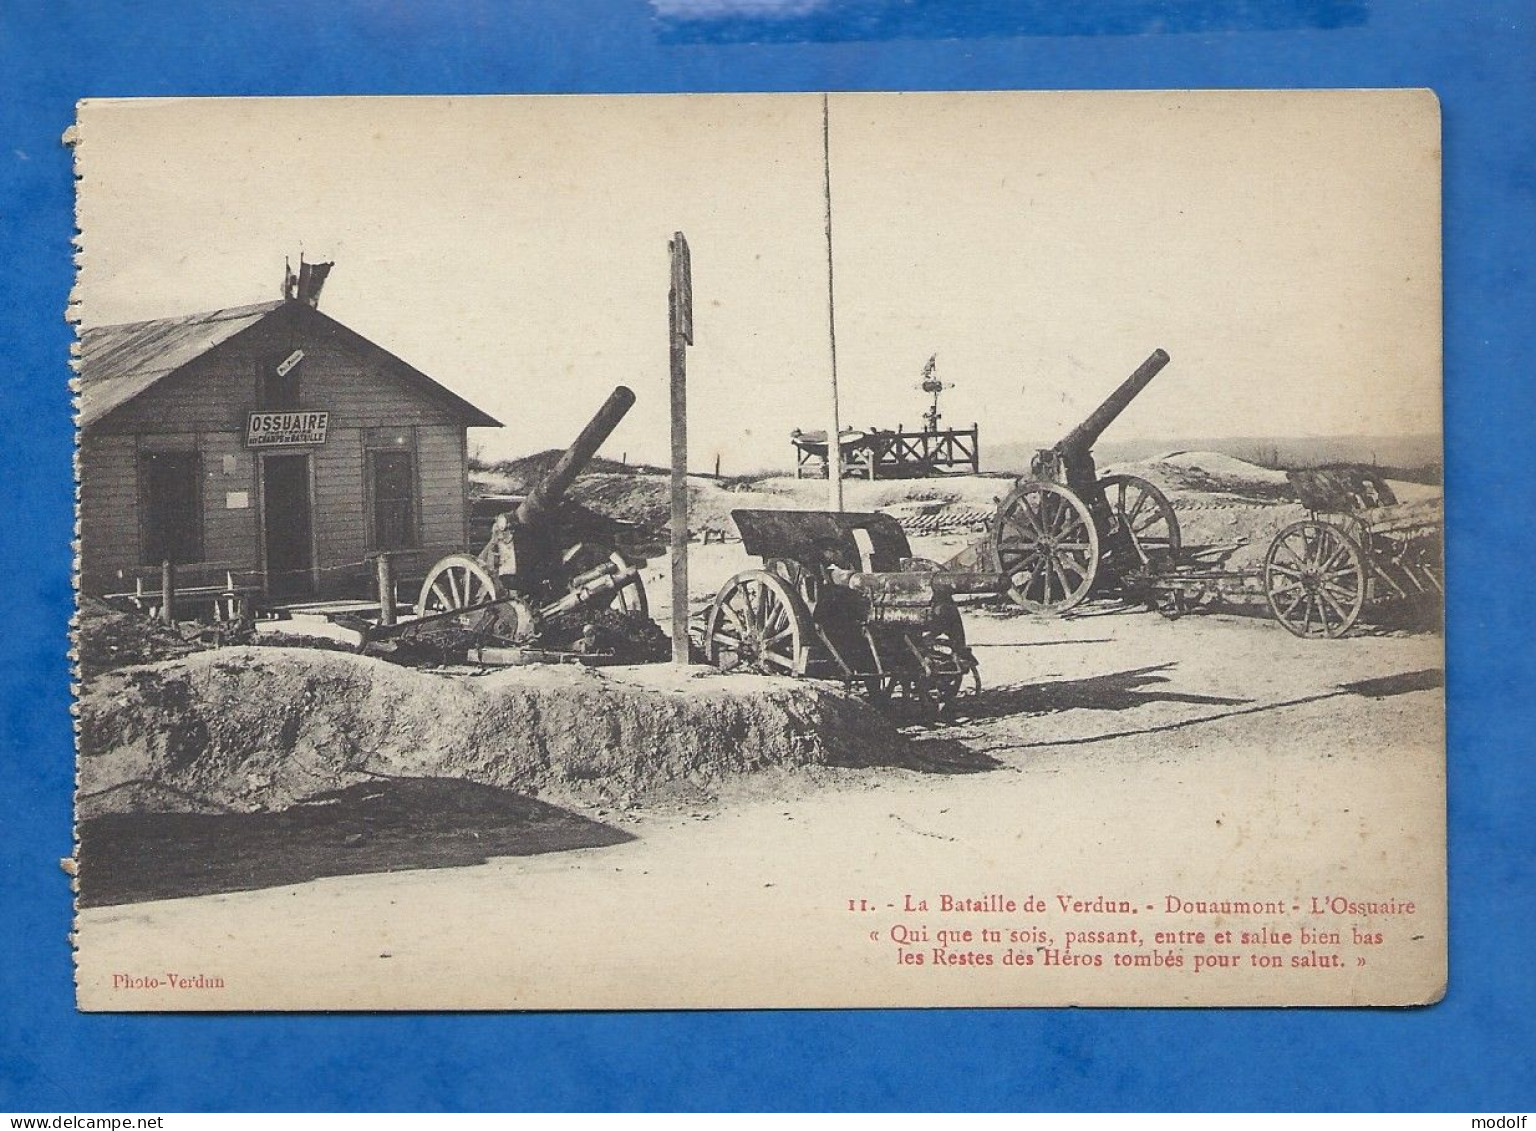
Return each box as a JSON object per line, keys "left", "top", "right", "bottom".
{"left": 822, "top": 93, "right": 844, "bottom": 511}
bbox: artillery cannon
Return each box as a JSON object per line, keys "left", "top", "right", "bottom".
{"left": 1125, "top": 465, "right": 1443, "bottom": 639}
{"left": 701, "top": 509, "right": 986, "bottom": 716}
{"left": 1257, "top": 468, "right": 1442, "bottom": 638}
{"left": 990, "top": 349, "right": 1181, "bottom": 611}
{"left": 381, "top": 386, "right": 654, "bottom": 657}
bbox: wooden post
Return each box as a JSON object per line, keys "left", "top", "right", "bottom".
{"left": 159, "top": 560, "right": 175, "bottom": 625}
{"left": 822, "top": 93, "right": 844, "bottom": 512}
{"left": 669, "top": 232, "right": 693, "bottom": 667}
{"left": 374, "top": 552, "right": 397, "bottom": 627}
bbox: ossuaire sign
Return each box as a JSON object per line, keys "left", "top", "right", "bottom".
{"left": 246, "top": 410, "right": 329, "bottom": 447}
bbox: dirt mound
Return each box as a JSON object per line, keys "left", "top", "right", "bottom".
{"left": 74, "top": 598, "right": 203, "bottom": 678}
{"left": 1386, "top": 479, "right": 1441, "bottom": 505}
{"left": 1118, "top": 451, "right": 1293, "bottom": 502}
{"left": 76, "top": 647, "right": 900, "bottom": 818}
{"left": 475, "top": 450, "right": 667, "bottom": 491}
{"left": 1155, "top": 450, "right": 1289, "bottom": 485}
{"left": 470, "top": 468, "right": 1020, "bottom": 541}
{"left": 751, "top": 475, "right": 1012, "bottom": 510}
{"left": 568, "top": 472, "right": 675, "bottom": 529}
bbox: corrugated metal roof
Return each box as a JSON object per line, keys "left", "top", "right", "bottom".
{"left": 76, "top": 299, "right": 502, "bottom": 430}
{"left": 76, "top": 301, "right": 285, "bottom": 429}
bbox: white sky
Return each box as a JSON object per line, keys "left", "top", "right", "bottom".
{"left": 74, "top": 91, "right": 1441, "bottom": 472}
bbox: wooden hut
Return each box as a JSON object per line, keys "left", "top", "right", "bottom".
{"left": 76, "top": 297, "right": 500, "bottom": 602}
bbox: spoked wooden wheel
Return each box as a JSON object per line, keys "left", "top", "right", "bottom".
{"left": 992, "top": 482, "right": 1101, "bottom": 612}
{"left": 703, "top": 570, "right": 811, "bottom": 676}
{"left": 1264, "top": 520, "right": 1367, "bottom": 639}
{"left": 416, "top": 554, "right": 506, "bottom": 617}
{"left": 1099, "top": 473, "right": 1181, "bottom": 570}
{"left": 559, "top": 540, "right": 647, "bottom": 616}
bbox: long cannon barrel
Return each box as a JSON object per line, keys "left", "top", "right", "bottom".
{"left": 515, "top": 385, "right": 636, "bottom": 529}
{"left": 1057, "top": 349, "right": 1170, "bottom": 454}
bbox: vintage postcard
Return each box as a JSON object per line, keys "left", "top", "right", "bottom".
{"left": 70, "top": 91, "right": 1444, "bottom": 1010}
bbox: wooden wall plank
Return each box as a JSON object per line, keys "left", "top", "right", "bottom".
{"left": 77, "top": 435, "right": 140, "bottom": 592}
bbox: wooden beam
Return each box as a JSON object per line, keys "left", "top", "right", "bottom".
{"left": 669, "top": 232, "right": 693, "bottom": 667}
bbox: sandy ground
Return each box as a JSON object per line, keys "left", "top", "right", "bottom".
{"left": 74, "top": 600, "right": 1444, "bottom": 1010}
{"left": 76, "top": 457, "right": 1444, "bottom": 1010}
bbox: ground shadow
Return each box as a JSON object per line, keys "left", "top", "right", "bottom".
{"left": 1339, "top": 668, "right": 1444, "bottom": 698}
{"left": 969, "top": 637, "right": 1116, "bottom": 649}
{"left": 829, "top": 733, "right": 1003, "bottom": 775}
{"left": 77, "top": 777, "right": 633, "bottom": 908}
{"left": 1362, "top": 603, "right": 1444, "bottom": 636}
{"left": 954, "top": 664, "right": 1251, "bottom": 723}
{"left": 970, "top": 666, "right": 1443, "bottom": 752}
{"left": 1148, "top": 593, "right": 1443, "bottom": 638}
{"left": 1053, "top": 599, "right": 1156, "bottom": 620}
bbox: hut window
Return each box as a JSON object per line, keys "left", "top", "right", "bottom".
{"left": 369, "top": 449, "right": 417, "bottom": 550}
{"left": 140, "top": 451, "right": 204, "bottom": 565}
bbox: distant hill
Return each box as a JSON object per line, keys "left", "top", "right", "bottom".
{"left": 471, "top": 449, "right": 670, "bottom": 493}
{"left": 475, "top": 435, "right": 1443, "bottom": 491}
{"left": 983, "top": 434, "right": 1442, "bottom": 478}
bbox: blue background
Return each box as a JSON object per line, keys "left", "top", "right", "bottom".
{"left": 2, "top": 0, "right": 1532, "bottom": 1112}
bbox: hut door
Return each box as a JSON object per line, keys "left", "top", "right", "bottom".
{"left": 261, "top": 454, "right": 314, "bottom": 596}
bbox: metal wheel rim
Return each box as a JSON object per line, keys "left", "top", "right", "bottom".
{"left": 1264, "top": 520, "right": 1366, "bottom": 638}
{"left": 1100, "top": 473, "right": 1181, "bottom": 568}
{"left": 992, "top": 482, "right": 1101, "bottom": 612}
{"left": 704, "top": 570, "right": 810, "bottom": 675}
{"left": 417, "top": 554, "right": 504, "bottom": 617}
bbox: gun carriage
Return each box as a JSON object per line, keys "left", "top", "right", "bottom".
{"left": 1259, "top": 469, "right": 1443, "bottom": 637}
{"left": 1140, "top": 467, "right": 1443, "bottom": 639}
{"left": 360, "top": 385, "right": 652, "bottom": 655}
{"left": 970, "top": 348, "right": 1442, "bottom": 638}
{"left": 701, "top": 509, "right": 991, "bottom": 715}
{"left": 1124, "top": 461, "right": 1443, "bottom": 636}
{"left": 987, "top": 349, "right": 1181, "bottom": 611}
